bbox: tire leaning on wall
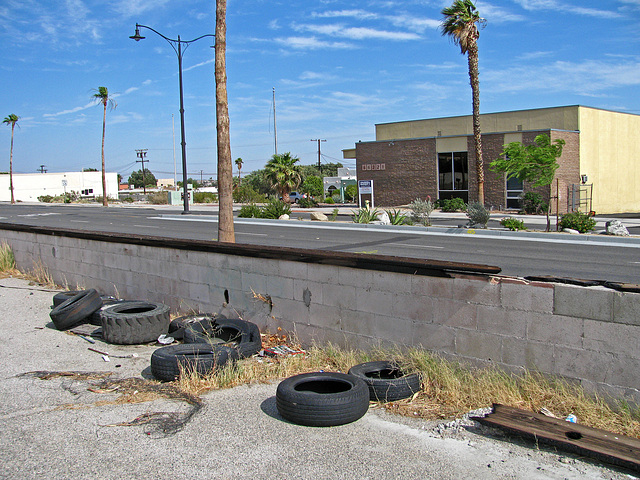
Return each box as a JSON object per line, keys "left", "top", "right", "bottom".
{"left": 49, "top": 289, "right": 103, "bottom": 330}
{"left": 150, "top": 344, "right": 238, "bottom": 381}
{"left": 100, "top": 301, "right": 170, "bottom": 345}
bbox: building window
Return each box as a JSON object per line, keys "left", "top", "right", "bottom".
{"left": 438, "top": 152, "right": 468, "bottom": 202}
{"left": 506, "top": 176, "right": 523, "bottom": 209}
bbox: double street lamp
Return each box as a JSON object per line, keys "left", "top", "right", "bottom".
{"left": 130, "top": 24, "right": 214, "bottom": 214}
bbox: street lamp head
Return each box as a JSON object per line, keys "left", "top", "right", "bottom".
{"left": 129, "top": 25, "right": 145, "bottom": 42}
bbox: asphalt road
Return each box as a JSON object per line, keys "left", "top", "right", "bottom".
{"left": 0, "top": 203, "right": 639, "bottom": 283}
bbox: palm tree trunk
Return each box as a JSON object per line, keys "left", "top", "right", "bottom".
{"left": 216, "top": 0, "right": 235, "bottom": 243}
{"left": 101, "top": 101, "right": 108, "bottom": 207}
{"left": 9, "top": 123, "right": 15, "bottom": 204}
{"left": 468, "top": 39, "right": 484, "bottom": 205}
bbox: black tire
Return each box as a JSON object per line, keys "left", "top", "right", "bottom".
{"left": 101, "top": 301, "right": 170, "bottom": 345}
{"left": 184, "top": 318, "right": 262, "bottom": 358}
{"left": 276, "top": 372, "right": 370, "bottom": 427}
{"left": 52, "top": 290, "right": 83, "bottom": 307}
{"left": 89, "top": 299, "right": 134, "bottom": 326}
{"left": 169, "top": 314, "right": 217, "bottom": 341}
{"left": 49, "top": 289, "right": 103, "bottom": 330}
{"left": 150, "top": 344, "right": 237, "bottom": 381}
{"left": 348, "top": 361, "right": 421, "bottom": 402}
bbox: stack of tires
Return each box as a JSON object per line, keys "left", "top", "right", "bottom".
{"left": 150, "top": 316, "right": 262, "bottom": 381}
{"left": 275, "top": 361, "right": 421, "bottom": 427}
{"left": 50, "top": 289, "right": 171, "bottom": 344}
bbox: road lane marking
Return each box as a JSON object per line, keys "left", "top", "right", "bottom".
{"left": 133, "top": 225, "right": 159, "bottom": 229}
{"left": 387, "top": 243, "right": 444, "bottom": 250}
{"left": 70, "top": 220, "right": 89, "bottom": 223}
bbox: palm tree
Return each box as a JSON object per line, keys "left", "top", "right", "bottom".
{"left": 441, "top": 0, "right": 486, "bottom": 205}
{"left": 216, "top": 0, "right": 235, "bottom": 243}
{"left": 3, "top": 114, "right": 19, "bottom": 204}
{"left": 265, "top": 152, "right": 302, "bottom": 203}
{"left": 235, "top": 157, "right": 243, "bottom": 185}
{"left": 92, "top": 86, "right": 117, "bottom": 207}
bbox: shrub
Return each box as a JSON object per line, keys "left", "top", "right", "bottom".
{"left": 298, "top": 197, "right": 318, "bottom": 208}
{"left": 238, "top": 204, "right": 262, "bottom": 218}
{"left": 351, "top": 207, "right": 379, "bottom": 224}
{"left": 147, "top": 192, "right": 168, "bottom": 205}
{"left": 38, "top": 195, "right": 54, "bottom": 203}
{"left": 500, "top": 217, "right": 526, "bottom": 231}
{"left": 385, "top": 209, "right": 407, "bottom": 225}
{"left": 520, "top": 192, "right": 547, "bottom": 215}
{"left": 408, "top": 198, "right": 435, "bottom": 226}
{"left": 466, "top": 201, "right": 491, "bottom": 228}
{"left": 440, "top": 197, "right": 466, "bottom": 212}
{"left": 328, "top": 208, "right": 339, "bottom": 221}
{"left": 122, "top": 196, "right": 134, "bottom": 203}
{"left": 260, "top": 199, "right": 291, "bottom": 219}
{"left": 324, "top": 197, "right": 335, "bottom": 204}
{"left": 194, "top": 192, "right": 218, "bottom": 203}
{"left": 559, "top": 211, "right": 596, "bottom": 233}
{"left": 331, "top": 194, "right": 341, "bottom": 203}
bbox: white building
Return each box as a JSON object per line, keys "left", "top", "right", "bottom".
{"left": 0, "top": 171, "right": 119, "bottom": 202}
{"left": 323, "top": 167, "right": 357, "bottom": 202}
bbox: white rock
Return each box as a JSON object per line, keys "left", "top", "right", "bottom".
{"left": 378, "top": 211, "right": 390, "bottom": 225}
{"left": 310, "top": 212, "right": 328, "bottom": 221}
{"left": 278, "top": 214, "right": 290, "bottom": 220}
{"left": 563, "top": 228, "right": 580, "bottom": 234}
{"left": 605, "top": 219, "right": 629, "bottom": 236}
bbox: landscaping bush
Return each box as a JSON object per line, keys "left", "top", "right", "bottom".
{"left": 520, "top": 192, "right": 547, "bottom": 215}
{"left": 466, "top": 201, "right": 491, "bottom": 228}
{"left": 408, "top": 198, "right": 435, "bottom": 226}
{"left": 500, "top": 217, "right": 526, "bottom": 231}
{"left": 328, "top": 208, "right": 339, "bottom": 221}
{"left": 38, "top": 195, "right": 54, "bottom": 203}
{"left": 559, "top": 211, "right": 596, "bottom": 233}
{"left": 351, "top": 207, "right": 379, "bottom": 224}
{"left": 260, "top": 199, "right": 291, "bottom": 219}
{"left": 344, "top": 184, "right": 357, "bottom": 202}
{"left": 298, "top": 197, "right": 318, "bottom": 208}
{"left": 440, "top": 197, "right": 466, "bottom": 212}
{"left": 194, "top": 192, "right": 218, "bottom": 203}
{"left": 324, "top": 197, "right": 335, "bottom": 204}
{"left": 122, "top": 196, "right": 134, "bottom": 203}
{"left": 238, "top": 204, "right": 262, "bottom": 218}
{"left": 233, "top": 184, "right": 266, "bottom": 204}
{"left": 385, "top": 209, "right": 408, "bottom": 225}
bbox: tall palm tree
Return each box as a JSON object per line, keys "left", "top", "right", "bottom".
{"left": 92, "top": 87, "right": 117, "bottom": 207}
{"left": 216, "top": 0, "right": 235, "bottom": 243}
{"left": 235, "top": 157, "right": 243, "bottom": 185}
{"left": 3, "top": 114, "right": 19, "bottom": 204}
{"left": 265, "top": 152, "right": 301, "bottom": 203}
{"left": 441, "top": 0, "right": 486, "bottom": 205}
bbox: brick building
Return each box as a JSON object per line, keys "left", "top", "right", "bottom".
{"left": 343, "top": 106, "right": 640, "bottom": 214}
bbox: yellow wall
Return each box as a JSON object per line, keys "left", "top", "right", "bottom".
{"left": 376, "top": 106, "right": 580, "bottom": 141}
{"left": 579, "top": 107, "right": 640, "bottom": 214}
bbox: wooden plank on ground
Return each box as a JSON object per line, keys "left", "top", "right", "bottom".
{"left": 473, "top": 404, "right": 640, "bottom": 473}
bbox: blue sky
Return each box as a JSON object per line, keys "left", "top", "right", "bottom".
{"left": 1, "top": 0, "right": 639, "bottom": 182}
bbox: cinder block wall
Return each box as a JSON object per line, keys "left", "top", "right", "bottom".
{"left": 2, "top": 228, "right": 638, "bottom": 405}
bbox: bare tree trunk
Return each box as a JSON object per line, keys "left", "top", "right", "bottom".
{"left": 216, "top": 0, "right": 235, "bottom": 243}
{"left": 468, "top": 38, "right": 484, "bottom": 205}
{"left": 101, "top": 102, "right": 108, "bottom": 207}
{"left": 9, "top": 124, "right": 15, "bottom": 204}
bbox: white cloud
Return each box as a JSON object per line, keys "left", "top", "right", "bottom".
{"left": 112, "top": 0, "right": 170, "bottom": 17}
{"left": 275, "top": 36, "right": 354, "bottom": 50}
{"left": 292, "top": 22, "right": 420, "bottom": 41}
{"left": 513, "top": 0, "right": 621, "bottom": 19}
{"left": 475, "top": 2, "right": 526, "bottom": 23}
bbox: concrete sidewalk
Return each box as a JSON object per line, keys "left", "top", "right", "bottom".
{"left": 0, "top": 276, "right": 633, "bottom": 480}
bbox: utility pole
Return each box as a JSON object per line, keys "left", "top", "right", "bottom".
{"left": 200, "top": 170, "right": 204, "bottom": 186}
{"left": 311, "top": 139, "right": 326, "bottom": 172}
{"left": 135, "top": 149, "right": 149, "bottom": 194}
{"left": 38, "top": 165, "right": 47, "bottom": 173}
{"left": 273, "top": 87, "right": 278, "bottom": 155}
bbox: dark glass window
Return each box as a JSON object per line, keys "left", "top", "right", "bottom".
{"left": 438, "top": 152, "right": 468, "bottom": 202}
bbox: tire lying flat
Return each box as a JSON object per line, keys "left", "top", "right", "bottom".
{"left": 49, "top": 289, "right": 103, "bottom": 330}
{"left": 276, "top": 372, "right": 369, "bottom": 427}
{"left": 184, "top": 317, "right": 262, "bottom": 358}
{"left": 52, "top": 290, "right": 84, "bottom": 308}
{"left": 151, "top": 344, "right": 238, "bottom": 381}
{"left": 101, "top": 301, "right": 170, "bottom": 345}
{"left": 348, "top": 361, "right": 421, "bottom": 402}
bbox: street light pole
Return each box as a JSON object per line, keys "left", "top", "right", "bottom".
{"left": 130, "top": 24, "right": 214, "bottom": 214}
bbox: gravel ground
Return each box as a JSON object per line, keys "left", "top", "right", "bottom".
{"left": 0, "top": 275, "right": 636, "bottom": 480}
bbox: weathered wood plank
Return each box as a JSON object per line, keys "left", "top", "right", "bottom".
{"left": 473, "top": 404, "right": 640, "bottom": 473}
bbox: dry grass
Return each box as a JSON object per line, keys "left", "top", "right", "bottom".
{"left": 176, "top": 338, "right": 640, "bottom": 439}
{"left": 0, "top": 241, "right": 17, "bottom": 274}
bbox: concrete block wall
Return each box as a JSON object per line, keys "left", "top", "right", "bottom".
{"left": 2, "top": 227, "right": 639, "bottom": 404}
